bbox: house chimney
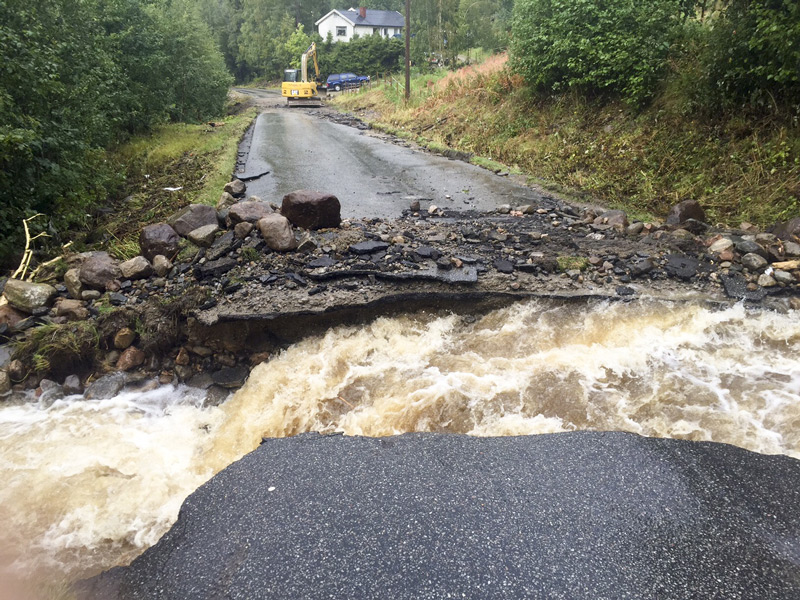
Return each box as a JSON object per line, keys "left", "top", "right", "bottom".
{"left": 359, "top": 6, "right": 366, "bottom": 18}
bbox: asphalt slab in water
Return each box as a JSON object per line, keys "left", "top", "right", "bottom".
{"left": 81, "top": 431, "right": 800, "bottom": 599}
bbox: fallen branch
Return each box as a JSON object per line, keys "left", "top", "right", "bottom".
{"left": 11, "top": 214, "right": 50, "bottom": 281}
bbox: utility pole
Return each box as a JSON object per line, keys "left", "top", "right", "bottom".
{"left": 405, "top": 0, "right": 410, "bottom": 102}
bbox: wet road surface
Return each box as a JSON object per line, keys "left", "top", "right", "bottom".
{"left": 82, "top": 431, "right": 800, "bottom": 599}
{"left": 236, "top": 99, "right": 546, "bottom": 219}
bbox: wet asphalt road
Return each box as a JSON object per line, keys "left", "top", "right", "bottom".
{"left": 235, "top": 92, "right": 545, "bottom": 218}
{"left": 83, "top": 432, "right": 800, "bottom": 599}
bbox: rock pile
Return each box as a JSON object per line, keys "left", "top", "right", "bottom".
{"left": 0, "top": 180, "right": 798, "bottom": 403}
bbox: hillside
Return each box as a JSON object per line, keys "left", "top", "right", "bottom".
{"left": 335, "top": 54, "right": 799, "bottom": 228}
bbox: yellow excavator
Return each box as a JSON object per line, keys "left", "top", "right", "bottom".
{"left": 281, "top": 42, "right": 323, "bottom": 107}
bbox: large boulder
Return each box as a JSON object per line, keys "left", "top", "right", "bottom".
{"left": 228, "top": 201, "right": 273, "bottom": 225}
{"left": 79, "top": 252, "right": 121, "bottom": 291}
{"left": 666, "top": 200, "right": 706, "bottom": 226}
{"left": 257, "top": 214, "right": 297, "bottom": 251}
{"left": 168, "top": 204, "right": 219, "bottom": 237}
{"left": 119, "top": 256, "right": 153, "bottom": 280}
{"left": 281, "top": 190, "right": 342, "bottom": 230}
{"left": 3, "top": 278, "right": 57, "bottom": 313}
{"left": 139, "top": 223, "right": 180, "bottom": 262}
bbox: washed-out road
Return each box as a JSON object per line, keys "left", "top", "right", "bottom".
{"left": 233, "top": 88, "right": 549, "bottom": 218}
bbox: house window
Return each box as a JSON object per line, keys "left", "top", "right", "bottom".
{"left": 336, "top": 26, "right": 346, "bottom": 36}
{"left": 373, "top": 27, "right": 379, "bottom": 34}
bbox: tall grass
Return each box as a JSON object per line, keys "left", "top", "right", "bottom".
{"left": 333, "top": 55, "right": 799, "bottom": 227}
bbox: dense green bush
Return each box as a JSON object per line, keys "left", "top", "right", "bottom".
{"left": 510, "top": 0, "right": 681, "bottom": 106}
{"left": 0, "top": 0, "right": 232, "bottom": 268}
{"left": 702, "top": 0, "right": 800, "bottom": 110}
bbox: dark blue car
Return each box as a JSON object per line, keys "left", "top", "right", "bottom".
{"left": 324, "top": 72, "right": 370, "bottom": 92}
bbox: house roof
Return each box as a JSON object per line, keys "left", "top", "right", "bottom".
{"left": 316, "top": 8, "right": 405, "bottom": 28}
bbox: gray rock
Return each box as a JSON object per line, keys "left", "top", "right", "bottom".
{"left": 665, "top": 254, "right": 698, "bottom": 280}
{"left": 297, "top": 233, "right": 319, "bottom": 253}
{"left": 257, "top": 214, "right": 297, "bottom": 252}
{"left": 204, "top": 385, "right": 231, "bottom": 407}
{"left": 281, "top": 190, "right": 342, "bottom": 230}
{"left": 64, "top": 268, "right": 84, "bottom": 300}
{"left": 207, "top": 231, "right": 237, "bottom": 261}
{"left": 152, "top": 255, "right": 173, "bottom": 277}
{"left": 758, "top": 273, "right": 777, "bottom": 287}
{"left": 168, "top": 204, "right": 219, "bottom": 237}
{"left": 187, "top": 224, "right": 220, "bottom": 248}
{"left": 82, "top": 290, "right": 102, "bottom": 301}
{"left": 109, "top": 292, "right": 128, "bottom": 306}
{"left": 234, "top": 222, "right": 254, "bottom": 240}
{"left": 84, "top": 373, "right": 126, "bottom": 400}
{"left": 139, "top": 223, "right": 180, "bottom": 262}
{"left": 228, "top": 201, "right": 274, "bottom": 225}
{"left": 773, "top": 270, "right": 795, "bottom": 285}
{"left": 735, "top": 240, "right": 766, "bottom": 257}
{"left": 79, "top": 252, "right": 121, "bottom": 291}
{"left": 594, "top": 210, "right": 628, "bottom": 228}
{"left": 0, "top": 371, "right": 10, "bottom": 395}
{"left": 187, "top": 372, "right": 215, "bottom": 390}
{"left": 709, "top": 237, "right": 734, "bottom": 254}
{"left": 224, "top": 179, "right": 246, "bottom": 196}
{"left": 217, "top": 192, "right": 237, "bottom": 210}
{"left": 195, "top": 257, "right": 237, "bottom": 279}
{"left": 783, "top": 241, "right": 800, "bottom": 257}
{"left": 38, "top": 378, "right": 64, "bottom": 406}
{"left": 626, "top": 222, "right": 644, "bottom": 236}
{"left": 493, "top": 259, "right": 514, "bottom": 274}
{"left": 666, "top": 199, "right": 705, "bottom": 225}
{"left": 63, "top": 374, "right": 83, "bottom": 396}
{"left": 629, "top": 258, "right": 655, "bottom": 277}
{"left": 349, "top": 241, "right": 389, "bottom": 255}
{"left": 741, "top": 253, "right": 768, "bottom": 271}
{"left": 3, "top": 279, "right": 57, "bottom": 313}
{"left": 211, "top": 365, "right": 249, "bottom": 389}
{"left": 119, "top": 256, "right": 153, "bottom": 280}
{"left": 496, "top": 204, "right": 512, "bottom": 214}
{"left": 771, "top": 217, "right": 800, "bottom": 240}
{"left": 55, "top": 299, "right": 89, "bottom": 321}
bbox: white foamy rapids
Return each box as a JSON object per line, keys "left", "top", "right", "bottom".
{"left": 0, "top": 385, "right": 226, "bottom": 583}
{"left": 209, "top": 300, "right": 800, "bottom": 464}
{"left": 1, "top": 299, "right": 800, "bottom": 586}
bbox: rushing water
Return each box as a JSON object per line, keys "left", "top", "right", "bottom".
{"left": 1, "top": 299, "right": 799, "bottom": 591}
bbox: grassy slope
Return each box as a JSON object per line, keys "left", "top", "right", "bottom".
{"left": 97, "top": 97, "right": 259, "bottom": 259}
{"left": 335, "top": 55, "right": 800, "bottom": 227}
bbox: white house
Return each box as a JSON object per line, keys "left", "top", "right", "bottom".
{"left": 316, "top": 7, "right": 405, "bottom": 42}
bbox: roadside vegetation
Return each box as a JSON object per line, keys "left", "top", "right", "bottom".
{"left": 335, "top": 0, "right": 800, "bottom": 227}
{"left": 0, "top": 0, "right": 232, "bottom": 269}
